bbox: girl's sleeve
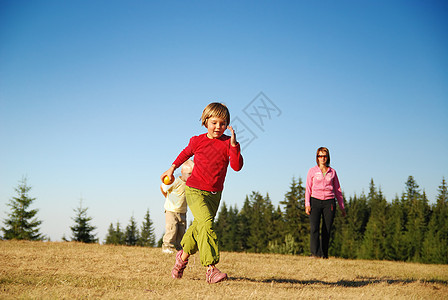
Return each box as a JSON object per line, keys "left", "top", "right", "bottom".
{"left": 172, "top": 137, "right": 195, "bottom": 168}
{"left": 229, "top": 143, "right": 243, "bottom": 171}
{"left": 333, "top": 171, "right": 345, "bottom": 210}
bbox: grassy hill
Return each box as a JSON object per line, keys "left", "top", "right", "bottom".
{"left": 1, "top": 240, "right": 447, "bottom": 299}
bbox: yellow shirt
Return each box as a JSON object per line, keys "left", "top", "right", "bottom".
{"left": 162, "top": 177, "right": 187, "bottom": 213}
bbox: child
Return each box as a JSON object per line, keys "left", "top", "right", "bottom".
{"left": 160, "top": 102, "right": 243, "bottom": 284}
{"left": 160, "top": 159, "right": 194, "bottom": 254}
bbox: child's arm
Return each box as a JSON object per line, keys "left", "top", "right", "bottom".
{"left": 160, "top": 184, "right": 168, "bottom": 198}
{"left": 228, "top": 125, "right": 238, "bottom": 147}
{"left": 160, "top": 164, "right": 176, "bottom": 183}
{"left": 161, "top": 137, "right": 195, "bottom": 182}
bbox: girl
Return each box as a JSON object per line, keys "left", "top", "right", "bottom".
{"left": 160, "top": 102, "right": 243, "bottom": 284}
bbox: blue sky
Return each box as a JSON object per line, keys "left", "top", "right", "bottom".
{"left": 1, "top": 0, "right": 447, "bottom": 242}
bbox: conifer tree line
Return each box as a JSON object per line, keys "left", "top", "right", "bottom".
{"left": 214, "top": 176, "right": 448, "bottom": 264}
{"left": 2, "top": 176, "right": 447, "bottom": 264}
{"left": 1, "top": 177, "right": 157, "bottom": 247}
{"left": 103, "top": 210, "right": 156, "bottom": 247}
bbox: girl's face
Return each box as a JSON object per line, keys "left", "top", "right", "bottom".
{"left": 206, "top": 117, "right": 227, "bottom": 139}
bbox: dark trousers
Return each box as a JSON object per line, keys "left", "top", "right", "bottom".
{"left": 309, "top": 197, "right": 336, "bottom": 258}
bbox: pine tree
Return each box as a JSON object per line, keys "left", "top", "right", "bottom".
{"left": 125, "top": 215, "right": 140, "bottom": 246}
{"left": 105, "top": 223, "right": 116, "bottom": 245}
{"left": 359, "top": 180, "right": 388, "bottom": 260}
{"left": 104, "top": 221, "right": 125, "bottom": 245}
{"left": 246, "top": 192, "right": 267, "bottom": 252}
{"left": 279, "top": 177, "right": 308, "bottom": 254}
{"left": 237, "top": 196, "right": 252, "bottom": 251}
{"left": 337, "top": 193, "right": 368, "bottom": 259}
{"left": 402, "top": 176, "right": 430, "bottom": 261}
{"left": 263, "top": 194, "right": 279, "bottom": 251}
{"left": 138, "top": 209, "right": 156, "bottom": 247}
{"left": 227, "top": 205, "right": 241, "bottom": 252}
{"left": 244, "top": 192, "right": 276, "bottom": 253}
{"left": 70, "top": 200, "right": 97, "bottom": 243}
{"left": 214, "top": 202, "right": 228, "bottom": 251}
{"left": 267, "top": 205, "right": 286, "bottom": 253}
{"left": 384, "top": 196, "right": 406, "bottom": 261}
{"left": 421, "top": 178, "right": 448, "bottom": 264}
{"left": 329, "top": 204, "right": 347, "bottom": 257}
{"left": 216, "top": 202, "right": 244, "bottom": 252}
{"left": 2, "top": 177, "right": 44, "bottom": 240}
{"left": 215, "top": 202, "right": 230, "bottom": 250}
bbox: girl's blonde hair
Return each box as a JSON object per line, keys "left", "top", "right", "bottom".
{"left": 181, "top": 159, "right": 194, "bottom": 171}
{"left": 200, "top": 102, "right": 230, "bottom": 127}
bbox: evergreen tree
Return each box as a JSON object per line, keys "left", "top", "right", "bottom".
{"left": 403, "top": 176, "right": 420, "bottom": 208}
{"left": 215, "top": 202, "right": 227, "bottom": 236}
{"left": 70, "top": 200, "right": 97, "bottom": 243}
{"left": 279, "top": 177, "right": 308, "bottom": 254}
{"left": 125, "top": 215, "right": 140, "bottom": 246}
{"left": 336, "top": 193, "right": 368, "bottom": 258}
{"left": 421, "top": 178, "right": 448, "bottom": 264}
{"left": 267, "top": 205, "right": 286, "bottom": 253}
{"left": 2, "top": 177, "right": 44, "bottom": 240}
{"left": 138, "top": 209, "right": 156, "bottom": 247}
{"left": 104, "top": 221, "right": 125, "bottom": 245}
{"left": 329, "top": 203, "right": 347, "bottom": 257}
{"left": 237, "top": 196, "right": 252, "bottom": 251}
{"left": 105, "top": 223, "right": 116, "bottom": 245}
{"left": 359, "top": 180, "right": 388, "bottom": 260}
{"left": 246, "top": 192, "right": 269, "bottom": 252}
{"left": 402, "top": 176, "right": 430, "bottom": 261}
{"left": 401, "top": 176, "right": 420, "bottom": 227}
{"left": 263, "top": 194, "right": 279, "bottom": 251}
{"left": 246, "top": 192, "right": 278, "bottom": 253}
{"left": 215, "top": 202, "right": 230, "bottom": 250}
{"left": 216, "top": 202, "right": 243, "bottom": 252}
{"left": 384, "top": 196, "right": 407, "bottom": 261}
{"left": 226, "top": 205, "right": 241, "bottom": 252}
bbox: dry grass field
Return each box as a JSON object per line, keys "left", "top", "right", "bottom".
{"left": 1, "top": 240, "right": 447, "bottom": 299}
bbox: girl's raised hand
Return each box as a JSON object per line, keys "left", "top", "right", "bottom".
{"left": 227, "top": 125, "right": 238, "bottom": 147}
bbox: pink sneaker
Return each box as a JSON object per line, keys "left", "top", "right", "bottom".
{"left": 171, "top": 250, "right": 188, "bottom": 279}
{"left": 206, "top": 267, "right": 228, "bottom": 284}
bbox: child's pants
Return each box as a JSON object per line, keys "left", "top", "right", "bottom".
{"left": 181, "top": 186, "right": 222, "bottom": 267}
{"left": 309, "top": 197, "right": 336, "bottom": 258}
{"left": 163, "top": 211, "right": 186, "bottom": 251}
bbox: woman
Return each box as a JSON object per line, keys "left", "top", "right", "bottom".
{"left": 305, "top": 147, "right": 346, "bottom": 258}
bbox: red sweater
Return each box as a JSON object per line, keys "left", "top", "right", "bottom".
{"left": 173, "top": 133, "right": 243, "bottom": 192}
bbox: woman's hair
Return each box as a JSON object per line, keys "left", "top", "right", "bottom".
{"left": 316, "top": 146, "right": 330, "bottom": 167}
{"left": 200, "top": 102, "right": 230, "bottom": 127}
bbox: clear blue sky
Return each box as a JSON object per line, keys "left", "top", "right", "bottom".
{"left": 1, "top": 0, "right": 447, "bottom": 242}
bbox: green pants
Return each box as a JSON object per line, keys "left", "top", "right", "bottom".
{"left": 181, "top": 186, "right": 222, "bottom": 266}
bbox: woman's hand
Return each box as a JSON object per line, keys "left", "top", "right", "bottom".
{"left": 305, "top": 206, "right": 311, "bottom": 215}
{"left": 228, "top": 125, "right": 238, "bottom": 147}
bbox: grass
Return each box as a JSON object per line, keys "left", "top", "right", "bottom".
{"left": 1, "top": 240, "right": 447, "bottom": 299}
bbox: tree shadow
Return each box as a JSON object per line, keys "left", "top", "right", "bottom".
{"left": 227, "top": 276, "right": 448, "bottom": 287}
